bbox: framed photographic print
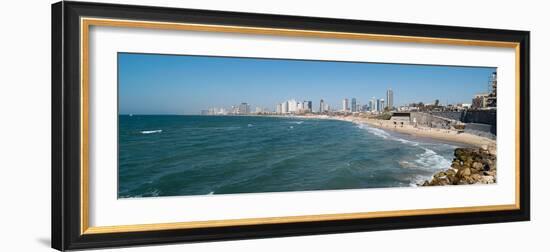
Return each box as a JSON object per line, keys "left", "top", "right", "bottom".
{"left": 52, "top": 1, "right": 530, "bottom": 250}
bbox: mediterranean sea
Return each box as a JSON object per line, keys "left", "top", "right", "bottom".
{"left": 118, "top": 115, "right": 457, "bottom": 198}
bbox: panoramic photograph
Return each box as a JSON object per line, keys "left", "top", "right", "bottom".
{"left": 117, "top": 52, "right": 498, "bottom": 198}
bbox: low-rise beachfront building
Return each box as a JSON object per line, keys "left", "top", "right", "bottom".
{"left": 390, "top": 112, "right": 411, "bottom": 125}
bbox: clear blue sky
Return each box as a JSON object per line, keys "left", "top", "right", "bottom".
{"left": 118, "top": 53, "right": 495, "bottom": 115}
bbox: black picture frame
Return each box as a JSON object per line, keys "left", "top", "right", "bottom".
{"left": 52, "top": 1, "right": 530, "bottom": 251}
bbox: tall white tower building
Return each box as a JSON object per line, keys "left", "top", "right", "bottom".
{"left": 386, "top": 88, "right": 394, "bottom": 110}
{"left": 288, "top": 99, "right": 297, "bottom": 113}
{"left": 281, "top": 101, "right": 289, "bottom": 114}
{"left": 342, "top": 98, "right": 349, "bottom": 112}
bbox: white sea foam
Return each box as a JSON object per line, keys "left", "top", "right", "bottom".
{"left": 356, "top": 123, "right": 451, "bottom": 186}
{"left": 247, "top": 124, "right": 253, "bottom": 127}
{"left": 357, "top": 124, "right": 419, "bottom": 146}
{"left": 288, "top": 121, "right": 304, "bottom": 125}
{"left": 398, "top": 160, "right": 417, "bottom": 169}
{"left": 395, "top": 137, "right": 420, "bottom": 146}
{"left": 414, "top": 147, "right": 452, "bottom": 171}
{"left": 207, "top": 191, "right": 215, "bottom": 195}
{"left": 140, "top": 129, "right": 162, "bottom": 134}
{"left": 410, "top": 174, "right": 433, "bottom": 186}
{"left": 357, "top": 124, "right": 390, "bottom": 139}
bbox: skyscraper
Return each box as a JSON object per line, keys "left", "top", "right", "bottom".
{"left": 342, "top": 98, "right": 349, "bottom": 112}
{"left": 320, "top": 99, "right": 325, "bottom": 113}
{"left": 276, "top": 103, "right": 282, "bottom": 114}
{"left": 351, "top": 98, "right": 357, "bottom": 112}
{"left": 282, "top": 101, "right": 289, "bottom": 114}
{"left": 380, "top": 99, "right": 385, "bottom": 111}
{"left": 386, "top": 88, "right": 394, "bottom": 110}
{"left": 370, "top": 97, "right": 377, "bottom": 112}
{"left": 288, "top": 99, "right": 297, "bottom": 113}
{"left": 238, "top": 102, "right": 250, "bottom": 114}
{"left": 305, "top": 101, "right": 312, "bottom": 112}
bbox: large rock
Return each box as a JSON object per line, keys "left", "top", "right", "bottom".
{"left": 472, "top": 162, "right": 484, "bottom": 171}
{"left": 421, "top": 147, "right": 496, "bottom": 186}
{"left": 480, "top": 176, "right": 495, "bottom": 184}
{"left": 457, "top": 167, "right": 471, "bottom": 178}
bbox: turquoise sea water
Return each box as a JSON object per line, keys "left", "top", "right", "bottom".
{"left": 118, "top": 115, "right": 457, "bottom": 198}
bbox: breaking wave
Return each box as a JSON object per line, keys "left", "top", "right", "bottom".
{"left": 356, "top": 124, "right": 419, "bottom": 146}
{"left": 356, "top": 123, "right": 451, "bottom": 185}
{"left": 288, "top": 121, "right": 304, "bottom": 125}
{"left": 415, "top": 148, "right": 452, "bottom": 171}
{"left": 141, "top": 129, "right": 162, "bottom": 134}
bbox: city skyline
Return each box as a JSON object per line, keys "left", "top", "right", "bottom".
{"left": 119, "top": 53, "right": 496, "bottom": 115}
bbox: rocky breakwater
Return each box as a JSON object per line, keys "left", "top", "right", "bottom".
{"left": 421, "top": 147, "right": 496, "bottom": 186}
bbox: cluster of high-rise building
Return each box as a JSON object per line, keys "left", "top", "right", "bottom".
{"left": 339, "top": 89, "right": 394, "bottom": 113}
{"left": 202, "top": 88, "right": 396, "bottom": 115}
{"left": 273, "top": 88, "right": 394, "bottom": 115}
{"left": 200, "top": 71, "right": 497, "bottom": 116}
{"left": 276, "top": 99, "right": 313, "bottom": 114}
{"left": 201, "top": 102, "right": 251, "bottom": 115}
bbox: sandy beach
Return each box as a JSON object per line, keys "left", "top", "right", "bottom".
{"left": 286, "top": 114, "right": 496, "bottom": 152}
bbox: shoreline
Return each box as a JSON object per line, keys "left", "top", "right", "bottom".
{"left": 282, "top": 114, "right": 496, "bottom": 152}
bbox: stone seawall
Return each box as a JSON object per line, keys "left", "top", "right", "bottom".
{"left": 430, "top": 110, "right": 496, "bottom": 126}
{"left": 409, "top": 111, "right": 496, "bottom": 135}
{"left": 409, "top": 112, "right": 454, "bottom": 129}
{"left": 431, "top": 110, "right": 496, "bottom": 134}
